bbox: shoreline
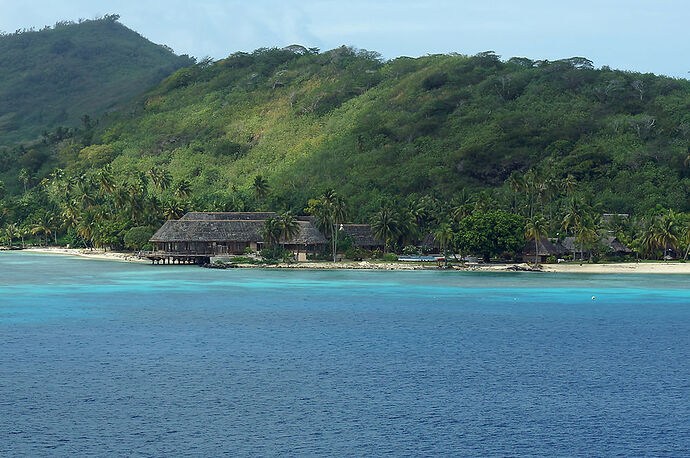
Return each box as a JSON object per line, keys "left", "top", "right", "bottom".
{"left": 17, "top": 247, "right": 150, "bottom": 263}
{"left": 4, "top": 248, "right": 690, "bottom": 273}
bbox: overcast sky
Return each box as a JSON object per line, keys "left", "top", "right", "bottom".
{"left": 1, "top": 0, "right": 688, "bottom": 78}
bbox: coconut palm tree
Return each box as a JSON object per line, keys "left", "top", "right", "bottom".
{"left": 261, "top": 217, "right": 282, "bottom": 246}
{"left": 574, "top": 214, "right": 598, "bottom": 261}
{"left": 277, "top": 211, "right": 300, "bottom": 252}
{"left": 307, "top": 189, "right": 348, "bottom": 261}
{"left": 163, "top": 200, "right": 185, "bottom": 220}
{"left": 506, "top": 172, "right": 524, "bottom": 213}
{"left": 654, "top": 210, "right": 679, "bottom": 260}
{"left": 525, "top": 215, "right": 548, "bottom": 265}
{"left": 174, "top": 180, "right": 191, "bottom": 199}
{"left": 18, "top": 168, "right": 31, "bottom": 193}
{"left": 434, "top": 222, "right": 455, "bottom": 265}
{"left": 253, "top": 175, "right": 269, "bottom": 200}
{"left": 681, "top": 220, "right": 690, "bottom": 260}
{"left": 149, "top": 167, "right": 172, "bottom": 192}
{"left": 562, "top": 174, "right": 577, "bottom": 196}
{"left": 31, "top": 213, "right": 53, "bottom": 246}
{"left": 371, "top": 206, "right": 400, "bottom": 254}
{"left": 4, "top": 223, "right": 19, "bottom": 247}
{"left": 96, "top": 165, "right": 116, "bottom": 196}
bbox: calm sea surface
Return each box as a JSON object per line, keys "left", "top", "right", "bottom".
{"left": 1, "top": 252, "right": 689, "bottom": 456}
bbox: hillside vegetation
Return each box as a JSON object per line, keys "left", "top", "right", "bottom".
{"left": 0, "top": 15, "right": 194, "bottom": 145}
{"left": 1, "top": 45, "right": 690, "bottom": 258}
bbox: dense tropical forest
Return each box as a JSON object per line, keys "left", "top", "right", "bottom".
{"left": 1, "top": 18, "right": 690, "bottom": 260}
{"left": 0, "top": 15, "right": 194, "bottom": 145}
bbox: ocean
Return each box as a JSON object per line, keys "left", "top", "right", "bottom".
{"left": 1, "top": 252, "right": 689, "bottom": 455}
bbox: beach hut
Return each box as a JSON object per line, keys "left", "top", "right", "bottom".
{"left": 146, "top": 212, "right": 327, "bottom": 264}
{"left": 522, "top": 237, "right": 565, "bottom": 263}
{"left": 561, "top": 235, "right": 631, "bottom": 259}
{"left": 339, "top": 224, "right": 384, "bottom": 251}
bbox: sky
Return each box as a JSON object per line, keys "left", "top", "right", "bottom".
{"left": 1, "top": 0, "right": 688, "bottom": 78}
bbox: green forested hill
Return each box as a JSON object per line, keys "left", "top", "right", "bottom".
{"left": 0, "top": 15, "right": 194, "bottom": 145}
{"left": 61, "top": 48, "right": 690, "bottom": 215}
{"left": 2, "top": 46, "right": 690, "bottom": 254}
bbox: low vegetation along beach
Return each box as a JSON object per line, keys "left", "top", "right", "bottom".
{"left": 14, "top": 246, "right": 690, "bottom": 274}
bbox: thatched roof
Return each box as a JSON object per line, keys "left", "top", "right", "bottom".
{"left": 288, "top": 221, "right": 328, "bottom": 245}
{"left": 561, "top": 236, "right": 631, "bottom": 253}
{"left": 180, "top": 212, "right": 276, "bottom": 221}
{"left": 523, "top": 237, "right": 565, "bottom": 256}
{"left": 560, "top": 237, "right": 579, "bottom": 252}
{"left": 340, "top": 224, "right": 383, "bottom": 247}
{"left": 420, "top": 232, "right": 438, "bottom": 249}
{"left": 605, "top": 236, "right": 632, "bottom": 253}
{"left": 150, "top": 219, "right": 327, "bottom": 245}
{"left": 151, "top": 220, "right": 265, "bottom": 242}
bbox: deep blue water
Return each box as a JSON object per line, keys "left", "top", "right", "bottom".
{"left": 1, "top": 252, "right": 689, "bottom": 456}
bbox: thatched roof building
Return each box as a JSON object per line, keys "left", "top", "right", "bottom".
{"left": 180, "top": 212, "right": 277, "bottom": 221}
{"left": 340, "top": 224, "right": 383, "bottom": 250}
{"left": 149, "top": 212, "right": 328, "bottom": 262}
{"left": 522, "top": 237, "right": 565, "bottom": 263}
{"left": 561, "top": 236, "right": 631, "bottom": 257}
{"left": 151, "top": 219, "right": 265, "bottom": 243}
{"left": 151, "top": 219, "right": 326, "bottom": 245}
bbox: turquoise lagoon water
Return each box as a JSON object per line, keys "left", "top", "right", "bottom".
{"left": 1, "top": 252, "right": 689, "bottom": 455}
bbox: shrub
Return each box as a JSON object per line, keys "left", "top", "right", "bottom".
{"left": 344, "top": 246, "right": 364, "bottom": 261}
{"left": 123, "top": 226, "right": 154, "bottom": 251}
{"left": 382, "top": 253, "right": 398, "bottom": 262}
{"left": 259, "top": 245, "right": 292, "bottom": 264}
{"left": 402, "top": 245, "right": 419, "bottom": 255}
{"left": 545, "top": 255, "right": 557, "bottom": 264}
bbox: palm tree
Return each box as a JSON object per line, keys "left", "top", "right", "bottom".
{"left": 434, "top": 223, "right": 455, "bottom": 265}
{"left": 253, "top": 175, "right": 269, "bottom": 199}
{"left": 681, "top": 220, "right": 690, "bottom": 261}
{"left": 506, "top": 172, "right": 524, "bottom": 213}
{"left": 163, "top": 200, "right": 185, "bottom": 220}
{"left": 574, "top": 214, "right": 598, "bottom": 261}
{"left": 639, "top": 220, "right": 659, "bottom": 260}
{"left": 307, "top": 189, "right": 348, "bottom": 261}
{"left": 75, "top": 178, "right": 97, "bottom": 209}
{"left": 174, "top": 180, "right": 192, "bottom": 199}
{"left": 324, "top": 191, "right": 347, "bottom": 261}
{"left": 562, "top": 174, "right": 577, "bottom": 196}
{"left": 149, "top": 167, "right": 172, "bottom": 192}
{"left": 371, "top": 206, "right": 400, "bottom": 254}
{"left": 4, "top": 223, "right": 19, "bottom": 247}
{"left": 15, "top": 225, "right": 28, "bottom": 249}
{"left": 654, "top": 210, "right": 679, "bottom": 260}
{"left": 277, "top": 212, "right": 300, "bottom": 253}
{"left": 561, "top": 195, "right": 585, "bottom": 237}
{"left": 18, "top": 168, "right": 31, "bottom": 193}
{"left": 261, "top": 217, "right": 282, "bottom": 246}
{"left": 31, "top": 213, "right": 53, "bottom": 246}
{"left": 525, "top": 215, "right": 548, "bottom": 265}
{"left": 96, "top": 165, "right": 116, "bottom": 196}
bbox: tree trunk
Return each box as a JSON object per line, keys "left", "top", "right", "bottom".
{"left": 535, "top": 238, "right": 539, "bottom": 265}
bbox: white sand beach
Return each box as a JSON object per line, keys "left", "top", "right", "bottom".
{"left": 6, "top": 248, "right": 690, "bottom": 273}
{"left": 21, "top": 247, "right": 149, "bottom": 263}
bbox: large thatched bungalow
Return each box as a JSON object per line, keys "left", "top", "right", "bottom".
{"left": 339, "top": 224, "right": 384, "bottom": 251}
{"left": 522, "top": 237, "right": 565, "bottom": 263}
{"left": 561, "top": 236, "right": 632, "bottom": 260}
{"left": 147, "top": 212, "right": 328, "bottom": 263}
